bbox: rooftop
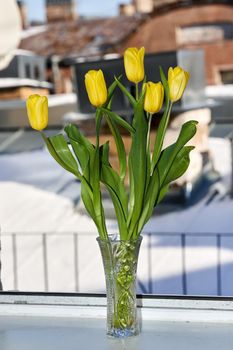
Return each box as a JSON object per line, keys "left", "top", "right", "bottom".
{"left": 19, "top": 16, "right": 144, "bottom": 59}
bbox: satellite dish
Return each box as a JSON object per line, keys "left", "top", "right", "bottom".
{"left": 0, "top": 0, "right": 21, "bottom": 70}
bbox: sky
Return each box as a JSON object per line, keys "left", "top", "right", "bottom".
{"left": 24, "top": 0, "right": 131, "bottom": 22}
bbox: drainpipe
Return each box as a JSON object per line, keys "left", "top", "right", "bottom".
{"left": 51, "top": 55, "right": 61, "bottom": 94}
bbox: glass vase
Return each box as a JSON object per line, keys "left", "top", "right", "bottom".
{"left": 97, "top": 234, "right": 142, "bottom": 338}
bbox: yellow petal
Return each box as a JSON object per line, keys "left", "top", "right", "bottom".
{"left": 124, "top": 47, "right": 145, "bottom": 83}
{"left": 85, "top": 69, "right": 107, "bottom": 107}
{"left": 168, "top": 66, "right": 190, "bottom": 102}
{"left": 26, "top": 94, "right": 48, "bottom": 131}
{"left": 144, "top": 81, "right": 164, "bottom": 114}
{"left": 96, "top": 70, "right": 108, "bottom": 107}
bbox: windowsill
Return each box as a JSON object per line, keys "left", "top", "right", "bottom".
{"left": 0, "top": 293, "right": 233, "bottom": 349}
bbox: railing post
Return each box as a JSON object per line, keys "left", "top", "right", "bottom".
{"left": 0, "top": 236, "right": 2, "bottom": 290}
{"left": 12, "top": 233, "right": 18, "bottom": 290}
{"left": 216, "top": 234, "right": 222, "bottom": 296}
{"left": 73, "top": 233, "right": 79, "bottom": 292}
{"left": 148, "top": 233, "right": 153, "bottom": 294}
{"left": 230, "top": 136, "right": 233, "bottom": 198}
{"left": 42, "top": 233, "right": 49, "bottom": 292}
{"left": 181, "top": 234, "right": 187, "bottom": 295}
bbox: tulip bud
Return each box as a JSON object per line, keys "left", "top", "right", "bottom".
{"left": 168, "top": 66, "right": 190, "bottom": 102}
{"left": 124, "top": 47, "right": 145, "bottom": 83}
{"left": 85, "top": 69, "right": 108, "bottom": 107}
{"left": 144, "top": 81, "right": 164, "bottom": 114}
{"left": 26, "top": 94, "right": 48, "bottom": 131}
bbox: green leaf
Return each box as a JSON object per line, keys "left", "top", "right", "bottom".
{"left": 65, "top": 124, "right": 95, "bottom": 183}
{"left": 42, "top": 132, "right": 99, "bottom": 228}
{"left": 101, "top": 162, "right": 128, "bottom": 240}
{"left": 101, "top": 164, "right": 128, "bottom": 219}
{"left": 103, "top": 113, "right": 127, "bottom": 181}
{"left": 151, "top": 67, "right": 172, "bottom": 172}
{"left": 70, "top": 141, "right": 89, "bottom": 177}
{"left": 157, "top": 120, "right": 198, "bottom": 186}
{"left": 101, "top": 107, "right": 135, "bottom": 134}
{"left": 114, "top": 76, "right": 136, "bottom": 108}
{"left": 44, "top": 133, "right": 80, "bottom": 178}
{"left": 138, "top": 120, "right": 197, "bottom": 233}
{"left": 106, "top": 75, "right": 122, "bottom": 110}
{"left": 100, "top": 141, "right": 128, "bottom": 231}
{"left": 80, "top": 182, "right": 95, "bottom": 221}
{"left": 176, "top": 120, "right": 198, "bottom": 149}
{"left": 79, "top": 178, "right": 108, "bottom": 240}
{"left": 65, "top": 124, "right": 95, "bottom": 155}
{"left": 92, "top": 110, "right": 108, "bottom": 239}
{"left": 42, "top": 131, "right": 107, "bottom": 240}
{"left": 127, "top": 155, "right": 134, "bottom": 227}
{"left": 128, "top": 91, "right": 148, "bottom": 238}
{"left": 95, "top": 109, "right": 102, "bottom": 146}
{"left": 66, "top": 112, "right": 107, "bottom": 239}
{"left": 100, "top": 141, "right": 110, "bottom": 165}
{"left": 157, "top": 184, "right": 169, "bottom": 205}
{"left": 42, "top": 134, "right": 72, "bottom": 174}
{"left": 139, "top": 75, "right": 147, "bottom": 99}
{"left": 159, "top": 66, "right": 169, "bottom": 103}
{"left": 137, "top": 169, "right": 160, "bottom": 233}
{"left": 161, "top": 146, "right": 195, "bottom": 186}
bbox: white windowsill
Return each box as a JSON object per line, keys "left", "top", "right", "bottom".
{"left": 0, "top": 294, "right": 233, "bottom": 349}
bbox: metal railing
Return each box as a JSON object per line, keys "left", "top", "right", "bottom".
{"left": 1, "top": 231, "right": 233, "bottom": 296}
{"left": 141, "top": 232, "right": 229, "bottom": 295}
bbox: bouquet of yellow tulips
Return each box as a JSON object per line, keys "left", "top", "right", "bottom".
{"left": 26, "top": 47, "right": 197, "bottom": 242}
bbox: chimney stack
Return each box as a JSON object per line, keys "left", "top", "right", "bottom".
{"left": 46, "top": 0, "right": 77, "bottom": 23}
{"left": 133, "top": 0, "right": 154, "bottom": 13}
{"left": 119, "top": 3, "right": 136, "bottom": 16}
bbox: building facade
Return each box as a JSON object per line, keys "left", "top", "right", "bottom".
{"left": 120, "top": 1, "right": 233, "bottom": 85}
{"left": 19, "top": 0, "right": 233, "bottom": 89}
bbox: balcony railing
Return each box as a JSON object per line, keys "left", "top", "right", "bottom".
{"left": 1, "top": 231, "right": 233, "bottom": 296}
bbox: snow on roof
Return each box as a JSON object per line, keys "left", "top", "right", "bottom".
{"left": 0, "top": 78, "right": 52, "bottom": 89}
{"left": 0, "top": 181, "right": 97, "bottom": 233}
{"left": 0, "top": 137, "right": 231, "bottom": 234}
{"left": 13, "top": 49, "right": 38, "bottom": 57}
{"left": 47, "top": 93, "right": 77, "bottom": 106}
{"left": 145, "top": 137, "right": 232, "bottom": 234}
{"left": 0, "top": 93, "right": 76, "bottom": 111}
{"left": 21, "top": 25, "right": 48, "bottom": 40}
{"left": 205, "top": 85, "right": 233, "bottom": 98}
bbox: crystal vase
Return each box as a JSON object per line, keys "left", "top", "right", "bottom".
{"left": 97, "top": 234, "right": 142, "bottom": 338}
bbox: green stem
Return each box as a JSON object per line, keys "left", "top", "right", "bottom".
{"left": 135, "top": 83, "right": 139, "bottom": 101}
{"left": 146, "top": 113, "right": 152, "bottom": 158}
{"left": 94, "top": 111, "right": 108, "bottom": 241}
{"left": 112, "top": 242, "right": 138, "bottom": 329}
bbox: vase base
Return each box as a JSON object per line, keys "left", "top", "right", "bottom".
{"left": 107, "top": 328, "right": 139, "bottom": 338}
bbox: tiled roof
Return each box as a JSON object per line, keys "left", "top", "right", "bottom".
{"left": 19, "top": 16, "right": 144, "bottom": 59}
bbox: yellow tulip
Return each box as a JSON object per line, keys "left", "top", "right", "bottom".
{"left": 144, "top": 81, "right": 164, "bottom": 114}
{"left": 26, "top": 94, "right": 48, "bottom": 131}
{"left": 168, "top": 66, "right": 190, "bottom": 102}
{"left": 124, "top": 47, "right": 145, "bottom": 83}
{"left": 85, "top": 69, "right": 107, "bottom": 107}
